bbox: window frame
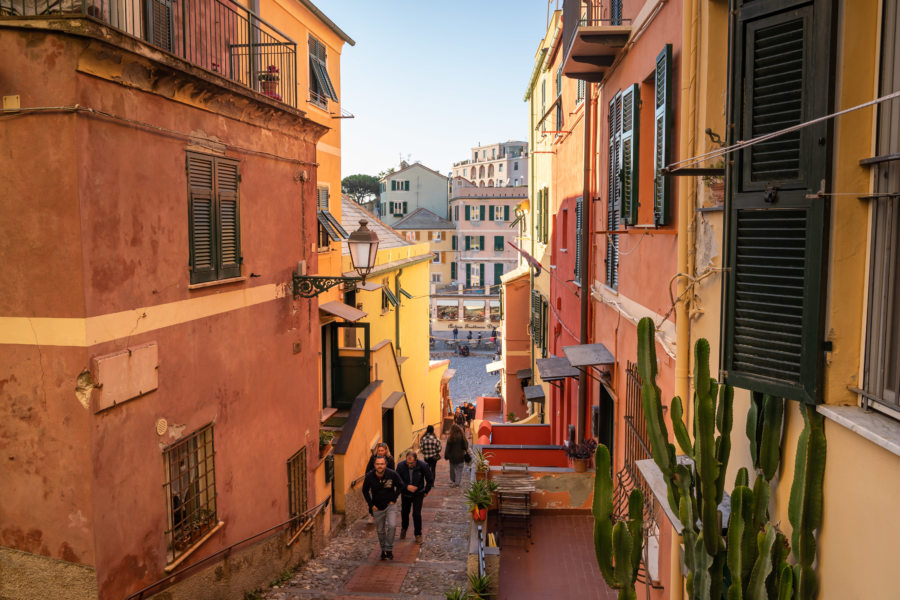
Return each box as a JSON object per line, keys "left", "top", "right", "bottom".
{"left": 163, "top": 424, "right": 217, "bottom": 562}
{"left": 187, "top": 152, "right": 242, "bottom": 285}
{"left": 308, "top": 35, "right": 338, "bottom": 109}
{"left": 287, "top": 447, "right": 308, "bottom": 537}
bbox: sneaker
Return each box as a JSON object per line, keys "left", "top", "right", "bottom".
{"left": 380, "top": 551, "right": 387, "bottom": 560}
{"left": 415, "top": 535, "right": 423, "bottom": 544}
{"left": 400, "top": 528, "right": 407, "bottom": 539}
{"left": 386, "top": 551, "right": 394, "bottom": 560}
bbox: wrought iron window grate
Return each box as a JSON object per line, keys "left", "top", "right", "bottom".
{"left": 287, "top": 447, "right": 308, "bottom": 537}
{"left": 163, "top": 424, "right": 217, "bottom": 561}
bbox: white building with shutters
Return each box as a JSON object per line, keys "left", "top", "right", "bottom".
{"left": 450, "top": 140, "right": 529, "bottom": 188}
{"left": 377, "top": 162, "right": 449, "bottom": 227}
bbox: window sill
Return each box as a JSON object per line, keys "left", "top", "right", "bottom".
{"left": 164, "top": 520, "right": 225, "bottom": 573}
{"left": 188, "top": 277, "right": 247, "bottom": 290}
{"left": 817, "top": 404, "right": 900, "bottom": 458}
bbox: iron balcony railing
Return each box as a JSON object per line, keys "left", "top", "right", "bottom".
{"left": 1, "top": 0, "right": 297, "bottom": 108}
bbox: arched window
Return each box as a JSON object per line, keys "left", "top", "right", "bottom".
{"left": 479, "top": 181, "right": 485, "bottom": 187}
{"left": 487, "top": 179, "right": 493, "bottom": 187}
{"left": 470, "top": 167, "right": 476, "bottom": 179}
{"left": 488, "top": 164, "right": 494, "bottom": 178}
{"left": 479, "top": 165, "right": 485, "bottom": 178}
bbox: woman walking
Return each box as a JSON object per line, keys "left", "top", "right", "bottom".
{"left": 443, "top": 424, "right": 469, "bottom": 487}
{"left": 365, "top": 442, "right": 395, "bottom": 473}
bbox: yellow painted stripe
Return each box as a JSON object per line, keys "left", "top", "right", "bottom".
{"left": 0, "top": 283, "right": 288, "bottom": 347}
{"left": 317, "top": 142, "right": 341, "bottom": 157}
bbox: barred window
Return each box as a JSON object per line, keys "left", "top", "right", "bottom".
{"left": 287, "top": 448, "right": 308, "bottom": 537}
{"left": 163, "top": 425, "right": 217, "bottom": 561}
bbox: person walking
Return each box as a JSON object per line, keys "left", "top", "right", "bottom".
{"left": 453, "top": 326, "right": 459, "bottom": 341}
{"left": 362, "top": 456, "right": 402, "bottom": 560}
{"left": 454, "top": 406, "right": 467, "bottom": 431}
{"left": 397, "top": 451, "right": 434, "bottom": 543}
{"left": 419, "top": 425, "right": 442, "bottom": 479}
{"left": 365, "top": 442, "right": 394, "bottom": 473}
{"left": 444, "top": 424, "right": 469, "bottom": 487}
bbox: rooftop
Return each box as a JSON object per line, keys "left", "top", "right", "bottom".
{"left": 392, "top": 208, "right": 455, "bottom": 230}
{"left": 341, "top": 196, "right": 409, "bottom": 253}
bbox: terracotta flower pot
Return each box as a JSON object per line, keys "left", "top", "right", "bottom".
{"left": 472, "top": 507, "right": 487, "bottom": 522}
{"left": 573, "top": 458, "right": 587, "bottom": 473}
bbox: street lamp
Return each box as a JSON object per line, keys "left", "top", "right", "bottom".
{"left": 293, "top": 220, "right": 381, "bottom": 298}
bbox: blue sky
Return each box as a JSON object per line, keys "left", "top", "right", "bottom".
{"left": 313, "top": 0, "right": 553, "bottom": 178}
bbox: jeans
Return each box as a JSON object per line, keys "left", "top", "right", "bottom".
{"left": 425, "top": 457, "right": 438, "bottom": 479}
{"left": 449, "top": 461, "right": 464, "bottom": 486}
{"left": 372, "top": 503, "right": 398, "bottom": 551}
{"left": 401, "top": 494, "right": 424, "bottom": 535}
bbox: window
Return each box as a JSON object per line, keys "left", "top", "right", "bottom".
{"left": 531, "top": 291, "right": 549, "bottom": 358}
{"left": 381, "top": 279, "right": 398, "bottom": 312}
{"left": 470, "top": 205, "right": 480, "bottom": 221}
{"left": 433, "top": 231, "right": 443, "bottom": 241}
{"left": 390, "top": 180, "right": 410, "bottom": 191}
{"left": 431, "top": 273, "right": 442, "bottom": 283}
{"left": 465, "top": 236, "right": 484, "bottom": 251}
{"left": 577, "top": 79, "right": 586, "bottom": 105}
{"left": 287, "top": 448, "right": 307, "bottom": 537}
{"left": 574, "top": 197, "right": 583, "bottom": 283}
{"left": 494, "top": 206, "right": 507, "bottom": 222}
{"left": 514, "top": 162, "right": 519, "bottom": 171}
{"left": 317, "top": 186, "right": 329, "bottom": 210}
{"left": 433, "top": 252, "right": 442, "bottom": 264}
{"left": 863, "top": 3, "right": 900, "bottom": 415}
{"left": 652, "top": 46, "right": 672, "bottom": 226}
{"left": 163, "top": 425, "right": 217, "bottom": 561}
{"left": 187, "top": 152, "right": 241, "bottom": 284}
{"left": 309, "top": 36, "right": 338, "bottom": 108}
{"left": 494, "top": 236, "right": 504, "bottom": 251}
{"left": 454, "top": 205, "right": 459, "bottom": 221}
{"left": 145, "top": 0, "right": 174, "bottom": 51}
{"left": 318, "top": 222, "right": 331, "bottom": 250}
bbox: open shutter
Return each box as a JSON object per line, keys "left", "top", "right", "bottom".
{"left": 541, "top": 298, "right": 549, "bottom": 357}
{"left": 575, "top": 197, "right": 583, "bottom": 283}
{"left": 216, "top": 158, "right": 241, "bottom": 279}
{"left": 620, "top": 84, "right": 640, "bottom": 225}
{"left": 452, "top": 236, "right": 457, "bottom": 250}
{"left": 653, "top": 45, "right": 673, "bottom": 226}
{"left": 531, "top": 290, "right": 543, "bottom": 350}
{"left": 465, "top": 237, "right": 471, "bottom": 251}
{"left": 479, "top": 263, "right": 485, "bottom": 287}
{"left": 504, "top": 206, "right": 510, "bottom": 220}
{"left": 542, "top": 188, "right": 549, "bottom": 244}
{"left": 188, "top": 154, "right": 216, "bottom": 284}
{"left": 465, "top": 205, "right": 471, "bottom": 221}
{"left": 723, "top": 0, "right": 834, "bottom": 404}
{"left": 479, "top": 236, "right": 485, "bottom": 250}
{"left": 451, "top": 262, "right": 457, "bottom": 281}
{"left": 534, "top": 190, "right": 542, "bottom": 242}
{"left": 489, "top": 206, "right": 495, "bottom": 220}
{"left": 480, "top": 206, "right": 486, "bottom": 220}
{"left": 466, "top": 263, "right": 472, "bottom": 288}
{"left": 403, "top": 201, "right": 408, "bottom": 214}
{"left": 606, "top": 94, "right": 621, "bottom": 289}
{"left": 145, "top": 0, "right": 175, "bottom": 52}
{"left": 494, "top": 263, "right": 503, "bottom": 286}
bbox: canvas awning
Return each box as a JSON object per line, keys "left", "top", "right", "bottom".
{"left": 319, "top": 300, "right": 366, "bottom": 322}
{"left": 485, "top": 360, "right": 503, "bottom": 373}
{"left": 562, "top": 343, "right": 615, "bottom": 368}
{"left": 523, "top": 385, "right": 546, "bottom": 403}
{"left": 536, "top": 357, "right": 579, "bottom": 382}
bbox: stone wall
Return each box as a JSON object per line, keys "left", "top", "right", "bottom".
{"left": 0, "top": 546, "right": 98, "bottom": 600}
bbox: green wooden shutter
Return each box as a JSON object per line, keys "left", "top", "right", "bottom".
{"left": 451, "top": 262, "right": 457, "bottom": 280}
{"left": 504, "top": 206, "right": 510, "bottom": 220}
{"left": 479, "top": 263, "right": 485, "bottom": 287}
{"left": 534, "top": 190, "right": 542, "bottom": 242}
{"left": 391, "top": 180, "right": 396, "bottom": 191}
{"left": 541, "top": 298, "right": 549, "bottom": 358}
{"left": 607, "top": 94, "right": 621, "bottom": 289}
{"left": 531, "top": 290, "right": 543, "bottom": 349}
{"left": 723, "top": 0, "right": 834, "bottom": 404}
{"left": 452, "top": 235, "right": 457, "bottom": 250}
{"left": 188, "top": 153, "right": 216, "bottom": 284}
{"left": 494, "top": 263, "right": 503, "bottom": 285}
{"left": 620, "top": 83, "right": 640, "bottom": 226}
{"left": 653, "top": 44, "right": 673, "bottom": 226}
{"left": 489, "top": 206, "right": 495, "bottom": 220}
{"left": 575, "top": 197, "right": 583, "bottom": 283}
{"left": 465, "top": 236, "right": 471, "bottom": 250}
{"left": 494, "top": 235, "right": 503, "bottom": 251}
{"left": 403, "top": 201, "right": 408, "bottom": 213}
{"left": 542, "top": 188, "right": 549, "bottom": 244}
{"left": 480, "top": 205, "right": 486, "bottom": 220}
{"left": 216, "top": 158, "right": 241, "bottom": 279}
{"left": 405, "top": 181, "right": 410, "bottom": 191}
{"left": 479, "top": 236, "right": 485, "bottom": 250}
{"left": 465, "top": 205, "right": 471, "bottom": 220}
{"left": 466, "top": 263, "right": 471, "bottom": 288}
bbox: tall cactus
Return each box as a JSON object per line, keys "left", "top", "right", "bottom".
{"left": 592, "top": 443, "right": 642, "bottom": 600}
{"left": 620, "top": 318, "right": 827, "bottom": 600}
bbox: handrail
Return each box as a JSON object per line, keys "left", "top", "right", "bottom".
{"left": 125, "top": 495, "right": 331, "bottom": 600}
{"left": 477, "top": 525, "right": 486, "bottom": 577}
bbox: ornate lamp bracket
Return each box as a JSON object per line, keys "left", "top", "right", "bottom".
{"left": 292, "top": 274, "right": 362, "bottom": 298}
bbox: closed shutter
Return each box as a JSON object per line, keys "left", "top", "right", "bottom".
{"left": 489, "top": 206, "right": 495, "bottom": 220}
{"left": 541, "top": 298, "right": 549, "bottom": 358}
{"left": 466, "top": 263, "right": 471, "bottom": 288}
{"left": 479, "top": 236, "right": 485, "bottom": 250}
{"left": 495, "top": 235, "right": 503, "bottom": 251}
{"left": 391, "top": 180, "right": 396, "bottom": 191}
{"left": 621, "top": 84, "right": 640, "bottom": 226}
{"left": 405, "top": 181, "right": 410, "bottom": 191}
{"left": 480, "top": 205, "right": 486, "bottom": 220}
{"left": 145, "top": 0, "right": 174, "bottom": 52}
{"left": 531, "top": 290, "right": 543, "bottom": 349}
{"left": 535, "top": 190, "right": 542, "bottom": 242}
{"left": 479, "top": 263, "right": 485, "bottom": 287}
{"left": 723, "top": 0, "right": 834, "bottom": 404}
{"left": 428, "top": 231, "right": 433, "bottom": 240}
{"left": 575, "top": 197, "right": 583, "bottom": 283}
{"left": 216, "top": 158, "right": 241, "bottom": 279}
{"left": 465, "top": 205, "right": 471, "bottom": 221}
{"left": 403, "top": 201, "right": 408, "bottom": 214}
{"left": 451, "top": 262, "right": 457, "bottom": 280}
{"left": 542, "top": 188, "right": 549, "bottom": 244}
{"left": 653, "top": 44, "right": 673, "bottom": 226}
{"left": 504, "top": 206, "right": 510, "bottom": 220}
{"left": 494, "top": 263, "right": 504, "bottom": 285}
{"left": 317, "top": 187, "right": 329, "bottom": 210}
{"left": 188, "top": 154, "right": 216, "bottom": 284}
{"left": 607, "top": 94, "right": 621, "bottom": 289}
{"left": 465, "top": 237, "right": 471, "bottom": 251}
{"left": 452, "top": 235, "right": 457, "bottom": 250}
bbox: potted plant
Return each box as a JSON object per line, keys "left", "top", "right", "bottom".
{"left": 468, "top": 571, "right": 494, "bottom": 599}
{"left": 471, "top": 448, "right": 493, "bottom": 481}
{"left": 319, "top": 429, "right": 335, "bottom": 458}
{"left": 565, "top": 438, "right": 598, "bottom": 473}
{"left": 258, "top": 65, "right": 280, "bottom": 98}
{"left": 464, "top": 480, "right": 492, "bottom": 522}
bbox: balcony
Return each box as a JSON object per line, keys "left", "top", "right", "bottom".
{"left": 561, "top": 0, "right": 631, "bottom": 83}
{"left": 1, "top": 0, "right": 297, "bottom": 107}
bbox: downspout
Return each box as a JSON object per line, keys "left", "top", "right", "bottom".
{"left": 671, "top": 1, "right": 700, "bottom": 599}
{"left": 577, "top": 80, "right": 594, "bottom": 442}
{"left": 528, "top": 87, "right": 537, "bottom": 410}
{"left": 395, "top": 269, "right": 403, "bottom": 357}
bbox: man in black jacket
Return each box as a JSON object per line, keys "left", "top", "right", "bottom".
{"left": 361, "top": 456, "right": 402, "bottom": 560}
{"left": 396, "top": 451, "right": 434, "bottom": 544}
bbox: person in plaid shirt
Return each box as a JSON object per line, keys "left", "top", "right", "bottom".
{"left": 419, "top": 425, "right": 442, "bottom": 479}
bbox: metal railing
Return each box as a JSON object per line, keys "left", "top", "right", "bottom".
{"left": 476, "top": 524, "right": 486, "bottom": 577}
{"left": 0, "top": 0, "right": 297, "bottom": 108}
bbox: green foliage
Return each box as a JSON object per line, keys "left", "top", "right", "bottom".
{"left": 445, "top": 585, "right": 471, "bottom": 600}
{"left": 626, "top": 317, "right": 827, "bottom": 600}
{"left": 269, "top": 567, "right": 293, "bottom": 587}
{"left": 319, "top": 429, "right": 335, "bottom": 446}
{"left": 468, "top": 571, "right": 493, "bottom": 598}
{"left": 341, "top": 173, "right": 380, "bottom": 204}
{"left": 464, "top": 480, "right": 493, "bottom": 511}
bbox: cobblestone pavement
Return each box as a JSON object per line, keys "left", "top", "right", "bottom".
{"left": 263, "top": 461, "right": 470, "bottom": 600}
{"left": 432, "top": 355, "right": 502, "bottom": 409}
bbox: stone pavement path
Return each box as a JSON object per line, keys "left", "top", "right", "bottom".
{"left": 263, "top": 461, "right": 470, "bottom": 600}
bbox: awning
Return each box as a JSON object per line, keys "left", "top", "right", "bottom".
{"left": 486, "top": 360, "right": 503, "bottom": 373}
{"left": 524, "top": 385, "right": 545, "bottom": 403}
{"left": 357, "top": 281, "right": 382, "bottom": 292}
{"left": 382, "top": 391, "right": 405, "bottom": 410}
{"left": 516, "top": 369, "right": 533, "bottom": 380}
{"left": 317, "top": 210, "right": 348, "bottom": 241}
{"left": 319, "top": 300, "right": 366, "bottom": 322}
{"left": 536, "top": 356, "right": 579, "bottom": 382}
{"left": 562, "top": 343, "right": 615, "bottom": 368}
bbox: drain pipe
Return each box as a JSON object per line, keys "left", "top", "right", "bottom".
{"left": 395, "top": 269, "right": 403, "bottom": 357}
{"left": 577, "top": 80, "right": 594, "bottom": 442}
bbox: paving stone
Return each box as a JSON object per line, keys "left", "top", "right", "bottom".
{"left": 344, "top": 564, "right": 408, "bottom": 594}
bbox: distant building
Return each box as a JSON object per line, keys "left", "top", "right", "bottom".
{"left": 451, "top": 141, "right": 529, "bottom": 188}
{"left": 393, "top": 208, "right": 456, "bottom": 323}
{"left": 378, "top": 162, "right": 449, "bottom": 226}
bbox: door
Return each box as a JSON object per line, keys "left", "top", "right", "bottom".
{"left": 382, "top": 409, "right": 395, "bottom": 455}
{"left": 330, "top": 322, "right": 370, "bottom": 410}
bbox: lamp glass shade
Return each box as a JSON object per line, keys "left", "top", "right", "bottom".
{"left": 347, "top": 220, "right": 379, "bottom": 277}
